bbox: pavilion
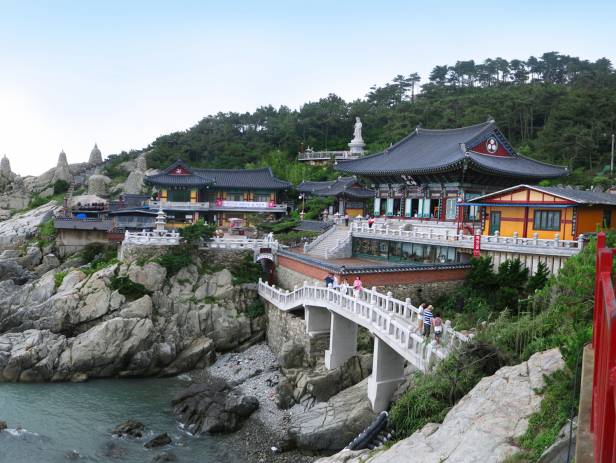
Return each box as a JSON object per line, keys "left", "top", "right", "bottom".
{"left": 298, "top": 176, "right": 374, "bottom": 217}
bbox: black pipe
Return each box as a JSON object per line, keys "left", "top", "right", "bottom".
{"left": 346, "top": 411, "right": 388, "bottom": 451}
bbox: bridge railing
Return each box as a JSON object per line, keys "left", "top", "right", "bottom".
{"left": 591, "top": 232, "right": 616, "bottom": 462}
{"left": 202, "top": 236, "right": 280, "bottom": 251}
{"left": 258, "top": 279, "right": 469, "bottom": 371}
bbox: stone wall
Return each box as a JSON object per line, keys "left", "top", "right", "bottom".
{"left": 119, "top": 243, "right": 173, "bottom": 262}
{"left": 264, "top": 301, "right": 327, "bottom": 366}
{"left": 197, "top": 248, "right": 253, "bottom": 268}
{"left": 276, "top": 260, "right": 322, "bottom": 290}
{"left": 382, "top": 280, "right": 464, "bottom": 307}
{"left": 56, "top": 229, "right": 111, "bottom": 257}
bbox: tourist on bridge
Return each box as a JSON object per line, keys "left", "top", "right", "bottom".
{"left": 432, "top": 312, "right": 443, "bottom": 344}
{"left": 324, "top": 273, "right": 334, "bottom": 287}
{"left": 353, "top": 275, "right": 363, "bottom": 292}
{"left": 333, "top": 274, "right": 341, "bottom": 290}
{"left": 368, "top": 215, "right": 375, "bottom": 228}
{"left": 344, "top": 213, "right": 350, "bottom": 226}
{"left": 418, "top": 303, "right": 428, "bottom": 332}
{"left": 422, "top": 305, "right": 434, "bottom": 338}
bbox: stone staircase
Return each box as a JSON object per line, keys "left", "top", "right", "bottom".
{"left": 304, "top": 224, "right": 351, "bottom": 258}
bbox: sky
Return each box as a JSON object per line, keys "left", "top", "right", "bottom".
{"left": 0, "top": 0, "right": 615, "bottom": 176}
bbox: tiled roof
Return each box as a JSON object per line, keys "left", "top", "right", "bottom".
{"left": 298, "top": 177, "right": 374, "bottom": 199}
{"left": 193, "top": 167, "right": 291, "bottom": 190}
{"left": 336, "top": 121, "right": 567, "bottom": 179}
{"left": 469, "top": 184, "right": 616, "bottom": 206}
{"left": 145, "top": 161, "right": 291, "bottom": 190}
{"left": 293, "top": 220, "right": 334, "bottom": 233}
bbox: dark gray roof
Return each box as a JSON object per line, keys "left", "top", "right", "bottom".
{"left": 469, "top": 184, "right": 616, "bottom": 206}
{"left": 193, "top": 167, "right": 291, "bottom": 190}
{"left": 145, "top": 160, "right": 215, "bottom": 187}
{"left": 293, "top": 220, "right": 334, "bottom": 233}
{"left": 336, "top": 121, "right": 567, "bottom": 179}
{"left": 145, "top": 161, "right": 291, "bottom": 190}
{"left": 298, "top": 176, "right": 374, "bottom": 199}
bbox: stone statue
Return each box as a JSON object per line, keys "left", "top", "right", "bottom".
{"left": 88, "top": 143, "right": 103, "bottom": 165}
{"left": 87, "top": 174, "right": 111, "bottom": 197}
{"left": 352, "top": 117, "right": 363, "bottom": 142}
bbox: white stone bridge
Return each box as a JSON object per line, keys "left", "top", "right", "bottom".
{"left": 258, "top": 279, "right": 469, "bottom": 412}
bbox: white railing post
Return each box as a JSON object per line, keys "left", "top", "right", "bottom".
{"left": 554, "top": 233, "right": 560, "bottom": 248}
{"left": 404, "top": 297, "right": 412, "bottom": 318}
{"left": 578, "top": 234, "right": 585, "bottom": 249}
{"left": 386, "top": 291, "right": 393, "bottom": 312}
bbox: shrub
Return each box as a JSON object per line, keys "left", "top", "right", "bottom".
{"left": 110, "top": 276, "right": 151, "bottom": 300}
{"left": 229, "top": 253, "right": 262, "bottom": 285}
{"left": 157, "top": 246, "right": 193, "bottom": 276}
{"left": 246, "top": 300, "right": 265, "bottom": 319}
{"left": 53, "top": 179, "right": 69, "bottom": 195}
{"left": 179, "top": 219, "right": 215, "bottom": 245}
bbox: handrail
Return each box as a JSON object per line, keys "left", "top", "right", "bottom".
{"left": 325, "top": 229, "right": 352, "bottom": 259}
{"left": 304, "top": 224, "right": 339, "bottom": 253}
{"left": 351, "top": 222, "right": 584, "bottom": 256}
{"left": 258, "top": 279, "right": 469, "bottom": 372}
{"left": 591, "top": 232, "right": 616, "bottom": 462}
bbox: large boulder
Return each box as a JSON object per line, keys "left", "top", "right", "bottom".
{"left": 317, "top": 348, "right": 565, "bottom": 463}
{"left": 172, "top": 378, "right": 259, "bottom": 434}
{"left": 127, "top": 262, "right": 166, "bottom": 292}
{"left": 289, "top": 377, "right": 377, "bottom": 451}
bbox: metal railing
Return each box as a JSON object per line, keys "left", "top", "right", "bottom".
{"left": 351, "top": 222, "right": 584, "bottom": 257}
{"left": 298, "top": 150, "right": 361, "bottom": 161}
{"left": 258, "top": 279, "right": 469, "bottom": 372}
{"left": 591, "top": 232, "right": 616, "bottom": 462}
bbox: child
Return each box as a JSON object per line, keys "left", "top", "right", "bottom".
{"left": 353, "top": 276, "right": 363, "bottom": 292}
{"left": 432, "top": 312, "right": 443, "bottom": 344}
{"left": 422, "top": 305, "right": 434, "bottom": 337}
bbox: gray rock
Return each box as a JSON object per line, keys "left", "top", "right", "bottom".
{"left": 0, "top": 202, "right": 59, "bottom": 250}
{"left": 128, "top": 262, "right": 166, "bottom": 292}
{"left": 144, "top": 433, "right": 172, "bottom": 449}
{"left": 112, "top": 419, "right": 145, "bottom": 438}
{"left": 152, "top": 452, "right": 177, "bottom": 462}
{"left": 119, "top": 295, "right": 153, "bottom": 319}
{"left": 537, "top": 417, "right": 577, "bottom": 463}
{"left": 317, "top": 348, "right": 566, "bottom": 463}
{"left": 278, "top": 341, "right": 305, "bottom": 369}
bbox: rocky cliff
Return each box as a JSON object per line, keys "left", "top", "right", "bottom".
{"left": 0, "top": 251, "right": 265, "bottom": 382}
{"left": 316, "top": 348, "right": 565, "bottom": 463}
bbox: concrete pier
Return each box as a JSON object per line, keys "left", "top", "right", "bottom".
{"left": 367, "top": 337, "right": 407, "bottom": 412}
{"left": 324, "top": 312, "right": 358, "bottom": 369}
{"left": 305, "top": 305, "right": 331, "bottom": 335}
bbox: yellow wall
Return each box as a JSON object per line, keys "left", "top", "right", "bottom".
{"left": 190, "top": 189, "right": 197, "bottom": 203}
{"left": 484, "top": 205, "right": 574, "bottom": 240}
{"left": 161, "top": 189, "right": 168, "bottom": 201}
{"left": 346, "top": 207, "right": 364, "bottom": 218}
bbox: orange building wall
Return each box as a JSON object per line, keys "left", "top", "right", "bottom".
{"left": 483, "top": 205, "right": 574, "bottom": 240}
{"left": 577, "top": 206, "right": 613, "bottom": 234}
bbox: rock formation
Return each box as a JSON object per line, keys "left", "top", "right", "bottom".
{"left": 123, "top": 153, "right": 147, "bottom": 195}
{"left": 0, "top": 155, "right": 11, "bottom": 179}
{"left": 317, "top": 348, "right": 565, "bottom": 463}
{"left": 87, "top": 174, "right": 111, "bottom": 197}
{"left": 0, "top": 202, "right": 59, "bottom": 250}
{"left": 0, "top": 252, "right": 264, "bottom": 382}
{"left": 52, "top": 150, "right": 72, "bottom": 184}
{"left": 88, "top": 144, "right": 103, "bottom": 165}
{"left": 173, "top": 378, "right": 259, "bottom": 433}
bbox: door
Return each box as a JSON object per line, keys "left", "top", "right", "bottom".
{"left": 489, "top": 211, "right": 501, "bottom": 235}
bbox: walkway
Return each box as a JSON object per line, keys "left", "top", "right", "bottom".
{"left": 258, "top": 279, "right": 469, "bottom": 411}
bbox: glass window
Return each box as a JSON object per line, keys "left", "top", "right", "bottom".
{"left": 168, "top": 189, "right": 190, "bottom": 202}
{"left": 445, "top": 198, "right": 457, "bottom": 220}
{"left": 533, "top": 210, "right": 561, "bottom": 231}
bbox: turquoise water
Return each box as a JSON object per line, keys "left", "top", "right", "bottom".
{"left": 0, "top": 378, "right": 239, "bottom": 463}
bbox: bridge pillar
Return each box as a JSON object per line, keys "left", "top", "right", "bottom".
{"left": 324, "top": 312, "right": 357, "bottom": 370}
{"left": 368, "top": 337, "right": 406, "bottom": 412}
{"left": 305, "top": 305, "right": 331, "bottom": 336}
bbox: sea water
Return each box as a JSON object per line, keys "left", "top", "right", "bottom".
{"left": 0, "top": 377, "right": 239, "bottom": 463}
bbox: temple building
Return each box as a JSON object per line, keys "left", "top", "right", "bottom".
{"left": 336, "top": 119, "right": 568, "bottom": 228}
{"left": 298, "top": 176, "right": 374, "bottom": 217}
{"left": 144, "top": 160, "right": 291, "bottom": 226}
{"left": 467, "top": 184, "right": 616, "bottom": 239}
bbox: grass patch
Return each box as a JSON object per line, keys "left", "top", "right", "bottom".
{"left": 229, "top": 253, "right": 262, "bottom": 285}
{"left": 54, "top": 270, "right": 68, "bottom": 289}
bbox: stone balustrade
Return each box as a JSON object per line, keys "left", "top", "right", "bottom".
{"left": 123, "top": 229, "right": 181, "bottom": 246}
{"left": 258, "top": 279, "right": 467, "bottom": 372}
{"left": 204, "top": 236, "right": 279, "bottom": 252}
{"left": 351, "top": 222, "right": 584, "bottom": 257}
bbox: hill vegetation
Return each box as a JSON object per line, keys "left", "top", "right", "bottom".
{"left": 132, "top": 52, "right": 616, "bottom": 188}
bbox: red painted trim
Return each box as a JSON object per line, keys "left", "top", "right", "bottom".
{"left": 483, "top": 199, "right": 576, "bottom": 205}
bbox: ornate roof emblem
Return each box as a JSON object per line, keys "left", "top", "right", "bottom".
{"left": 486, "top": 137, "right": 499, "bottom": 154}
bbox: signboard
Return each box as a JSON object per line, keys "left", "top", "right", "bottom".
{"left": 473, "top": 234, "right": 481, "bottom": 257}
{"left": 214, "top": 200, "right": 274, "bottom": 209}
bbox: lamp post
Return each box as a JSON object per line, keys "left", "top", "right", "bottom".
{"left": 299, "top": 193, "right": 305, "bottom": 221}
{"left": 611, "top": 133, "right": 615, "bottom": 175}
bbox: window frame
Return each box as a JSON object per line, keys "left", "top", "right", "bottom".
{"left": 533, "top": 209, "right": 561, "bottom": 231}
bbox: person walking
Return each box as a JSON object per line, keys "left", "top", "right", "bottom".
{"left": 368, "top": 216, "right": 375, "bottom": 228}
{"left": 417, "top": 303, "right": 427, "bottom": 332}
{"left": 422, "top": 305, "right": 434, "bottom": 338}
{"left": 432, "top": 312, "right": 443, "bottom": 344}
{"left": 344, "top": 213, "right": 350, "bottom": 226}
{"left": 324, "top": 273, "right": 334, "bottom": 287}
{"left": 353, "top": 276, "right": 363, "bottom": 292}
{"left": 333, "top": 274, "right": 341, "bottom": 290}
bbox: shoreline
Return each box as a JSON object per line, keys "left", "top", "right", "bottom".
{"left": 188, "top": 343, "right": 321, "bottom": 463}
